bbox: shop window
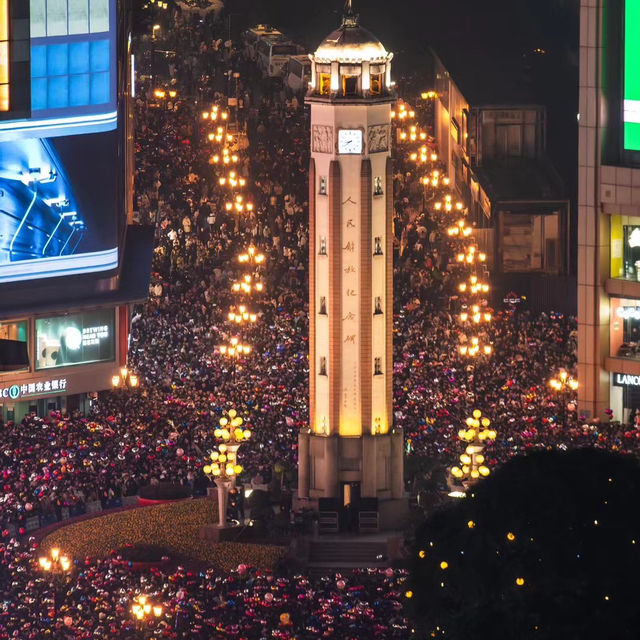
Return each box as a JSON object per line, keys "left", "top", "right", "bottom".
{"left": 374, "top": 357, "right": 382, "bottom": 375}
{"left": 374, "top": 297, "right": 383, "bottom": 315}
{"left": 374, "top": 236, "right": 383, "bottom": 255}
{"left": 611, "top": 216, "right": 640, "bottom": 281}
{"left": 370, "top": 73, "right": 382, "bottom": 95}
{"left": 319, "top": 73, "right": 331, "bottom": 95}
{"left": 319, "top": 296, "right": 327, "bottom": 315}
{"left": 373, "top": 176, "right": 383, "bottom": 196}
{"left": 319, "top": 176, "right": 327, "bottom": 195}
{"left": 319, "top": 357, "right": 327, "bottom": 376}
{"left": 342, "top": 75, "right": 358, "bottom": 97}
{"left": 611, "top": 297, "right": 640, "bottom": 360}
{"left": 0, "top": 320, "right": 29, "bottom": 373}
{"left": 319, "top": 236, "right": 327, "bottom": 255}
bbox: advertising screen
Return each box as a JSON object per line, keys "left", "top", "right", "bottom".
{"left": 625, "top": 0, "right": 640, "bottom": 150}
{"left": 35, "top": 308, "right": 114, "bottom": 369}
{"left": 0, "top": 127, "right": 119, "bottom": 283}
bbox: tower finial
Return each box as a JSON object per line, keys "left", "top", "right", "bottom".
{"left": 342, "top": 0, "right": 358, "bottom": 26}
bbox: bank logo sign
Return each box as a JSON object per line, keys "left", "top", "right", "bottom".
{"left": 0, "top": 378, "right": 68, "bottom": 400}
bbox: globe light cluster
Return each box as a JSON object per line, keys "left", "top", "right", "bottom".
{"left": 203, "top": 443, "right": 243, "bottom": 478}
{"left": 451, "top": 410, "right": 495, "bottom": 480}
{"left": 214, "top": 409, "right": 251, "bottom": 442}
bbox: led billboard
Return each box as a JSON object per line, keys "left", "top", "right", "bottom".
{"left": 0, "top": 0, "right": 118, "bottom": 141}
{"left": 35, "top": 308, "right": 114, "bottom": 369}
{"left": 0, "top": 127, "right": 119, "bottom": 283}
{"left": 625, "top": 0, "right": 640, "bottom": 150}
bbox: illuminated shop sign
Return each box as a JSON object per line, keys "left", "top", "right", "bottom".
{"left": 0, "top": 377, "right": 67, "bottom": 399}
{"left": 624, "top": 0, "right": 640, "bottom": 150}
{"left": 616, "top": 306, "right": 640, "bottom": 320}
{"left": 35, "top": 308, "right": 114, "bottom": 370}
{"left": 613, "top": 373, "right": 640, "bottom": 387}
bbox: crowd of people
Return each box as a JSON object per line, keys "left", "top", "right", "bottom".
{"left": 0, "top": 1, "right": 635, "bottom": 637}
{"left": 0, "top": 538, "right": 410, "bottom": 638}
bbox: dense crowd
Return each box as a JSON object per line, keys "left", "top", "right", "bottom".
{"left": 0, "top": 538, "right": 410, "bottom": 639}
{"left": 0, "top": 1, "right": 635, "bottom": 534}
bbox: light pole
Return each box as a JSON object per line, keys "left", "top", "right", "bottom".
{"left": 111, "top": 367, "right": 140, "bottom": 390}
{"left": 131, "top": 594, "right": 163, "bottom": 639}
{"left": 38, "top": 547, "right": 72, "bottom": 614}
{"left": 451, "top": 410, "right": 496, "bottom": 485}
{"left": 549, "top": 370, "right": 579, "bottom": 428}
{"left": 203, "top": 443, "right": 244, "bottom": 527}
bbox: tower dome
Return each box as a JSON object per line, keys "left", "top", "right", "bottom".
{"left": 307, "top": 1, "right": 394, "bottom": 100}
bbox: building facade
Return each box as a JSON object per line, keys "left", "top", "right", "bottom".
{"left": 0, "top": 0, "right": 151, "bottom": 422}
{"left": 578, "top": 0, "right": 640, "bottom": 421}
{"left": 298, "top": 6, "right": 404, "bottom": 523}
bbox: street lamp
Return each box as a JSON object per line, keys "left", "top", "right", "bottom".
{"left": 456, "top": 246, "right": 487, "bottom": 265}
{"left": 131, "top": 594, "right": 163, "bottom": 638}
{"left": 458, "top": 274, "right": 490, "bottom": 296}
{"left": 549, "top": 370, "right": 579, "bottom": 428}
{"left": 459, "top": 304, "right": 492, "bottom": 324}
{"left": 459, "top": 336, "right": 492, "bottom": 357}
{"left": 38, "top": 547, "right": 72, "bottom": 613}
{"left": 111, "top": 367, "right": 140, "bottom": 390}
{"left": 228, "top": 305, "right": 258, "bottom": 324}
{"left": 231, "top": 274, "right": 263, "bottom": 294}
{"left": 238, "top": 246, "right": 265, "bottom": 265}
{"left": 451, "top": 410, "right": 495, "bottom": 483}
{"left": 218, "top": 337, "right": 251, "bottom": 357}
{"left": 204, "top": 443, "right": 244, "bottom": 528}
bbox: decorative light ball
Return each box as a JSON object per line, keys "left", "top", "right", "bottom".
{"left": 460, "top": 454, "right": 471, "bottom": 465}
{"left": 481, "top": 417, "right": 490, "bottom": 427}
{"left": 222, "top": 430, "right": 230, "bottom": 441}
{"left": 234, "top": 465, "right": 243, "bottom": 475}
{"left": 405, "top": 590, "right": 413, "bottom": 599}
{"left": 475, "top": 454, "right": 484, "bottom": 464}
{"left": 219, "top": 418, "right": 228, "bottom": 427}
{"left": 219, "top": 444, "right": 227, "bottom": 453}
{"left": 210, "top": 451, "right": 218, "bottom": 461}
{"left": 203, "top": 465, "right": 212, "bottom": 475}
{"left": 440, "top": 561, "right": 449, "bottom": 570}
{"left": 465, "top": 418, "right": 473, "bottom": 427}
{"left": 516, "top": 577, "right": 525, "bottom": 586}
{"left": 479, "top": 466, "right": 490, "bottom": 476}
{"left": 212, "top": 467, "right": 221, "bottom": 476}
{"left": 451, "top": 467, "right": 463, "bottom": 478}
{"left": 489, "top": 430, "right": 497, "bottom": 439}
{"left": 234, "top": 428, "right": 244, "bottom": 440}
{"left": 218, "top": 454, "right": 227, "bottom": 463}
{"left": 462, "top": 465, "right": 470, "bottom": 474}
{"left": 472, "top": 409, "right": 481, "bottom": 419}
{"left": 228, "top": 409, "right": 237, "bottom": 418}
{"left": 214, "top": 429, "right": 222, "bottom": 438}
{"left": 243, "top": 430, "right": 251, "bottom": 440}
{"left": 470, "top": 469, "right": 480, "bottom": 479}
{"left": 418, "top": 550, "right": 426, "bottom": 558}
{"left": 226, "top": 465, "right": 235, "bottom": 475}
{"left": 467, "top": 520, "right": 475, "bottom": 529}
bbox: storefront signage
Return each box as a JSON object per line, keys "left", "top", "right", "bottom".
{"left": 0, "top": 378, "right": 67, "bottom": 400}
{"left": 613, "top": 373, "right": 640, "bottom": 387}
{"left": 616, "top": 306, "right": 640, "bottom": 320}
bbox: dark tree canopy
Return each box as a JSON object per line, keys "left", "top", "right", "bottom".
{"left": 408, "top": 449, "right": 640, "bottom": 640}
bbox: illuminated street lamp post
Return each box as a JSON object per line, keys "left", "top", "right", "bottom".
{"left": 549, "top": 369, "right": 579, "bottom": 428}
{"left": 131, "top": 594, "right": 163, "bottom": 639}
{"left": 111, "top": 367, "right": 140, "bottom": 391}
{"left": 451, "top": 410, "right": 496, "bottom": 485}
{"left": 38, "top": 547, "right": 72, "bottom": 614}
{"left": 203, "top": 443, "right": 244, "bottom": 528}
{"left": 213, "top": 408, "right": 251, "bottom": 489}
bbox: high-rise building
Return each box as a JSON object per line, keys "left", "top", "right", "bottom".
{"left": 0, "top": 0, "right": 152, "bottom": 421}
{"left": 578, "top": 0, "right": 640, "bottom": 421}
{"left": 298, "top": 3, "right": 404, "bottom": 528}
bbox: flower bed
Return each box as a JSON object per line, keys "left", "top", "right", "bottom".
{"left": 40, "top": 498, "right": 286, "bottom": 572}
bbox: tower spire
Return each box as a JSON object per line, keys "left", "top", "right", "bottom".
{"left": 342, "top": 0, "right": 358, "bottom": 26}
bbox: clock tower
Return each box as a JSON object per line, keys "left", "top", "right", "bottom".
{"left": 299, "top": 2, "right": 404, "bottom": 525}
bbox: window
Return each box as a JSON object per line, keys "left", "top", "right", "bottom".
{"left": 611, "top": 216, "right": 640, "bottom": 281}
{"left": 374, "top": 297, "right": 383, "bottom": 315}
{"left": 342, "top": 75, "right": 358, "bottom": 97}
{"left": 319, "top": 236, "right": 327, "bottom": 255}
{"left": 370, "top": 73, "right": 382, "bottom": 95}
{"left": 319, "top": 176, "right": 327, "bottom": 195}
{"left": 319, "top": 73, "right": 331, "bottom": 95}
{"left": 373, "top": 176, "right": 383, "bottom": 196}
{"left": 374, "top": 236, "right": 383, "bottom": 255}
{"left": 374, "top": 357, "right": 382, "bottom": 375}
{"left": 30, "top": 0, "right": 110, "bottom": 37}
{"left": 319, "top": 357, "right": 327, "bottom": 376}
{"left": 0, "top": 320, "right": 28, "bottom": 373}
{"left": 611, "top": 297, "right": 640, "bottom": 361}
{"left": 0, "top": 0, "right": 8, "bottom": 111}
{"left": 319, "top": 296, "right": 327, "bottom": 315}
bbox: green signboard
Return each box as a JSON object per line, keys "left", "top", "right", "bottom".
{"left": 625, "top": 0, "right": 640, "bottom": 150}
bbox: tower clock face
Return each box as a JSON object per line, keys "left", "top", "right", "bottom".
{"left": 338, "top": 129, "right": 363, "bottom": 154}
